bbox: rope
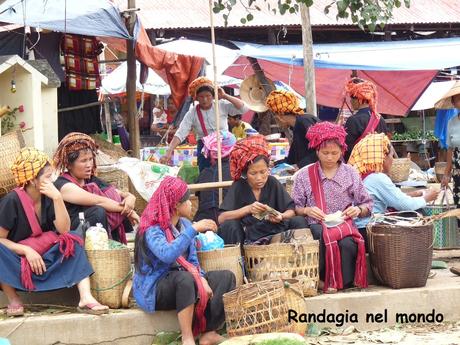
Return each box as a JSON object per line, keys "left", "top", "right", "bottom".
{"left": 90, "top": 270, "right": 133, "bottom": 292}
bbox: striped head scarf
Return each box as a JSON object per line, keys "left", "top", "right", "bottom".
{"left": 265, "top": 90, "right": 304, "bottom": 115}
{"left": 11, "top": 148, "right": 51, "bottom": 187}
{"left": 53, "top": 132, "right": 98, "bottom": 175}
{"left": 230, "top": 135, "right": 270, "bottom": 181}
{"left": 306, "top": 121, "right": 348, "bottom": 154}
{"left": 348, "top": 133, "right": 391, "bottom": 177}
{"left": 188, "top": 77, "right": 214, "bottom": 100}
{"left": 345, "top": 78, "right": 378, "bottom": 115}
{"left": 202, "top": 130, "right": 237, "bottom": 161}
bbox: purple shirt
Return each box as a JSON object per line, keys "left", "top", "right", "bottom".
{"left": 291, "top": 163, "right": 373, "bottom": 225}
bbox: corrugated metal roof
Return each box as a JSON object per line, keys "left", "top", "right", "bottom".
{"left": 114, "top": 0, "right": 460, "bottom": 30}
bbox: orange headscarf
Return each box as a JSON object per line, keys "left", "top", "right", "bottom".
{"left": 188, "top": 77, "right": 214, "bottom": 100}
{"left": 265, "top": 90, "right": 304, "bottom": 115}
{"left": 53, "top": 132, "right": 98, "bottom": 175}
{"left": 229, "top": 135, "right": 270, "bottom": 181}
{"left": 345, "top": 78, "right": 378, "bottom": 115}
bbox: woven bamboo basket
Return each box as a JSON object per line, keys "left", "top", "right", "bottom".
{"left": 0, "top": 130, "right": 25, "bottom": 197}
{"left": 223, "top": 280, "right": 293, "bottom": 337}
{"left": 128, "top": 180, "right": 148, "bottom": 215}
{"left": 86, "top": 247, "right": 132, "bottom": 308}
{"left": 243, "top": 242, "right": 319, "bottom": 297}
{"left": 97, "top": 167, "right": 130, "bottom": 193}
{"left": 388, "top": 158, "right": 411, "bottom": 183}
{"left": 282, "top": 279, "right": 307, "bottom": 335}
{"left": 91, "top": 134, "right": 128, "bottom": 159}
{"left": 197, "top": 245, "right": 244, "bottom": 287}
{"left": 434, "top": 162, "right": 447, "bottom": 183}
{"left": 368, "top": 223, "right": 433, "bottom": 289}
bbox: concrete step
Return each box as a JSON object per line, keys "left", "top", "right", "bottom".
{"left": 1, "top": 268, "right": 460, "bottom": 345}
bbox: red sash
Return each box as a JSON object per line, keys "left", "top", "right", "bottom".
{"left": 62, "top": 173, "right": 127, "bottom": 244}
{"left": 355, "top": 111, "right": 380, "bottom": 145}
{"left": 196, "top": 105, "right": 208, "bottom": 137}
{"left": 308, "top": 163, "right": 367, "bottom": 291}
{"left": 14, "top": 188, "right": 83, "bottom": 291}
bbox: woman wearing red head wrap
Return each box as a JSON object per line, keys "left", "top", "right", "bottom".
{"left": 291, "top": 122, "right": 373, "bottom": 293}
{"left": 218, "top": 135, "right": 308, "bottom": 245}
{"left": 343, "top": 77, "right": 388, "bottom": 161}
{"left": 133, "top": 176, "right": 235, "bottom": 345}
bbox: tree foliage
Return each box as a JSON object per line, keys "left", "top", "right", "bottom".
{"left": 212, "top": 0, "right": 411, "bottom": 32}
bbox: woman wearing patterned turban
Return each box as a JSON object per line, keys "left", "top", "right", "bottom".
{"left": 349, "top": 133, "right": 439, "bottom": 248}
{"left": 218, "top": 135, "right": 307, "bottom": 244}
{"left": 266, "top": 90, "right": 319, "bottom": 168}
{"left": 53, "top": 132, "right": 138, "bottom": 244}
{"left": 0, "top": 148, "right": 108, "bottom": 316}
{"left": 343, "top": 77, "right": 388, "bottom": 161}
{"left": 194, "top": 130, "right": 236, "bottom": 223}
{"left": 160, "top": 77, "right": 249, "bottom": 172}
{"left": 291, "top": 122, "right": 372, "bottom": 293}
{"left": 133, "top": 176, "right": 235, "bottom": 345}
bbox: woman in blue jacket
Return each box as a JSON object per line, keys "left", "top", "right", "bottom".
{"left": 133, "top": 176, "right": 235, "bottom": 345}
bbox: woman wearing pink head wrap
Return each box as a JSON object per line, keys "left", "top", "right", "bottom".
{"left": 133, "top": 176, "right": 235, "bottom": 345}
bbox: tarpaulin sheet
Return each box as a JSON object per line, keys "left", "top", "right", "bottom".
{"left": 0, "top": 0, "right": 130, "bottom": 38}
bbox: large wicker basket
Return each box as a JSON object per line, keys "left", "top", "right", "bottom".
{"left": 0, "top": 130, "right": 25, "bottom": 197}
{"left": 223, "top": 280, "right": 293, "bottom": 337}
{"left": 388, "top": 158, "right": 411, "bottom": 183}
{"left": 282, "top": 279, "right": 307, "bottom": 335}
{"left": 244, "top": 242, "right": 319, "bottom": 297}
{"left": 97, "top": 166, "right": 130, "bottom": 193}
{"left": 197, "top": 245, "right": 244, "bottom": 287}
{"left": 86, "top": 247, "right": 132, "bottom": 308}
{"left": 368, "top": 223, "right": 433, "bottom": 289}
{"left": 425, "top": 192, "right": 458, "bottom": 249}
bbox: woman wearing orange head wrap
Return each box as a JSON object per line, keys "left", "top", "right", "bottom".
{"left": 344, "top": 77, "right": 388, "bottom": 161}
{"left": 0, "top": 148, "right": 108, "bottom": 316}
{"left": 160, "top": 77, "right": 249, "bottom": 172}
{"left": 217, "top": 135, "right": 308, "bottom": 244}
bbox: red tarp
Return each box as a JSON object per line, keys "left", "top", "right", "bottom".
{"left": 225, "top": 56, "right": 437, "bottom": 116}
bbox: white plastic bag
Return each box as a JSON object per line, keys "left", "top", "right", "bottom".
{"left": 85, "top": 223, "right": 109, "bottom": 250}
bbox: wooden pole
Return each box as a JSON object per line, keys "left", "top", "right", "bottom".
{"left": 208, "top": 0, "right": 223, "bottom": 204}
{"left": 300, "top": 4, "right": 317, "bottom": 116}
{"left": 127, "top": 0, "right": 140, "bottom": 158}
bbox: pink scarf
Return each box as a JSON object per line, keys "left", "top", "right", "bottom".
{"left": 308, "top": 163, "right": 367, "bottom": 291}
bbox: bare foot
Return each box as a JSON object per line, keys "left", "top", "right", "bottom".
{"left": 78, "top": 297, "right": 109, "bottom": 312}
{"left": 199, "top": 331, "right": 225, "bottom": 345}
{"left": 182, "top": 336, "right": 196, "bottom": 345}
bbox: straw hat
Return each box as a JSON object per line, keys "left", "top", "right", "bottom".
{"left": 435, "top": 81, "right": 460, "bottom": 109}
{"left": 239, "top": 74, "right": 275, "bottom": 112}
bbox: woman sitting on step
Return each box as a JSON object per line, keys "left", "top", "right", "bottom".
{"left": 0, "top": 148, "right": 108, "bottom": 317}
{"left": 53, "top": 132, "right": 139, "bottom": 244}
{"left": 133, "top": 176, "right": 235, "bottom": 345}
{"left": 218, "top": 135, "right": 308, "bottom": 245}
{"left": 291, "top": 122, "right": 373, "bottom": 293}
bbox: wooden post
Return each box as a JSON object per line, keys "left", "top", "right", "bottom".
{"left": 104, "top": 100, "right": 112, "bottom": 143}
{"left": 208, "top": 0, "right": 223, "bottom": 203}
{"left": 300, "top": 4, "right": 317, "bottom": 116}
{"left": 127, "top": 0, "right": 140, "bottom": 158}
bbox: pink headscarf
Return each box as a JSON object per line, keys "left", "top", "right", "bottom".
{"left": 201, "top": 130, "right": 236, "bottom": 161}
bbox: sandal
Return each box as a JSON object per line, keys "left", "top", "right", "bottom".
{"left": 77, "top": 303, "right": 109, "bottom": 316}
{"left": 6, "top": 303, "right": 24, "bottom": 317}
{"left": 450, "top": 266, "right": 460, "bottom": 276}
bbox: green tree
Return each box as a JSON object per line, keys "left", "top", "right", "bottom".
{"left": 213, "top": 0, "right": 411, "bottom": 31}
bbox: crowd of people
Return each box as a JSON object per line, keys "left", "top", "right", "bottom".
{"left": 1, "top": 75, "right": 459, "bottom": 345}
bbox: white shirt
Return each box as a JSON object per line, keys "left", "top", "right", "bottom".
{"left": 174, "top": 99, "right": 249, "bottom": 141}
{"left": 447, "top": 115, "right": 460, "bottom": 149}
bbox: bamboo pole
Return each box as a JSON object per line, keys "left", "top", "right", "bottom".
{"left": 208, "top": 0, "right": 223, "bottom": 204}
{"left": 127, "top": 0, "right": 140, "bottom": 158}
{"left": 300, "top": 4, "right": 317, "bottom": 116}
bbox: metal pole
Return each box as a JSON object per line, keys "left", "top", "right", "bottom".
{"left": 300, "top": 4, "right": 317, "bottom": 116}
{"left": 127, "top": 0, "right": 140, "bottom": 157}
{"left": 208, "top": 0, "right": 223, "bottom": 204}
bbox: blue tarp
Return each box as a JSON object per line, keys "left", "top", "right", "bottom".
{"left": 0, "top": 0, "right": 130, "bottom": 39}
{"left": 234, "top": 38, "right": 460, "bottom": 71}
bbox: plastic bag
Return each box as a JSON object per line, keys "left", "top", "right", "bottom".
{"left": 196, "top": 231, "right": 224, "bottom": 252}
{"left": 85, "top": 223, "right": 109, "bottom": 250}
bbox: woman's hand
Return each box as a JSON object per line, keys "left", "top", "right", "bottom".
{"left": 217, "top": 87, "right": 226, "bottom": 100}
{"left": 343, "top": 206, "right": 361, "bottom": 219}
{"left": 39, "top": 180, "right": 61, "bottom": 201}
{"left": 201, "top": 277, "right": 213, "bottom": 299}
{"left": 160, "top": 152, "right": 172, "bottom": 165}
{"left": 247, "top": 202, "right": 268, "bottom": 216}
{"left": 120, "top": 194, "right": 136, "bottom": 216}
{"left": 267, "top": 213, "right": 283, "bottom": 224}
{"left": 441, "top": 174, "right": 451, "bottom": 188}
{"left": 303, "top": 207, "right": 326, "bottom": 221}
{"left": 192, "top": 219, "right": 218, "bottom": 233}
{"left": 423, "top": 188, "right": 440, "bottom": 203}
{"left": 128, "top": 211, "right": 140, "bottom": 225}
{"left": 24, "top": 247, "right": 46, "bottom": 275}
